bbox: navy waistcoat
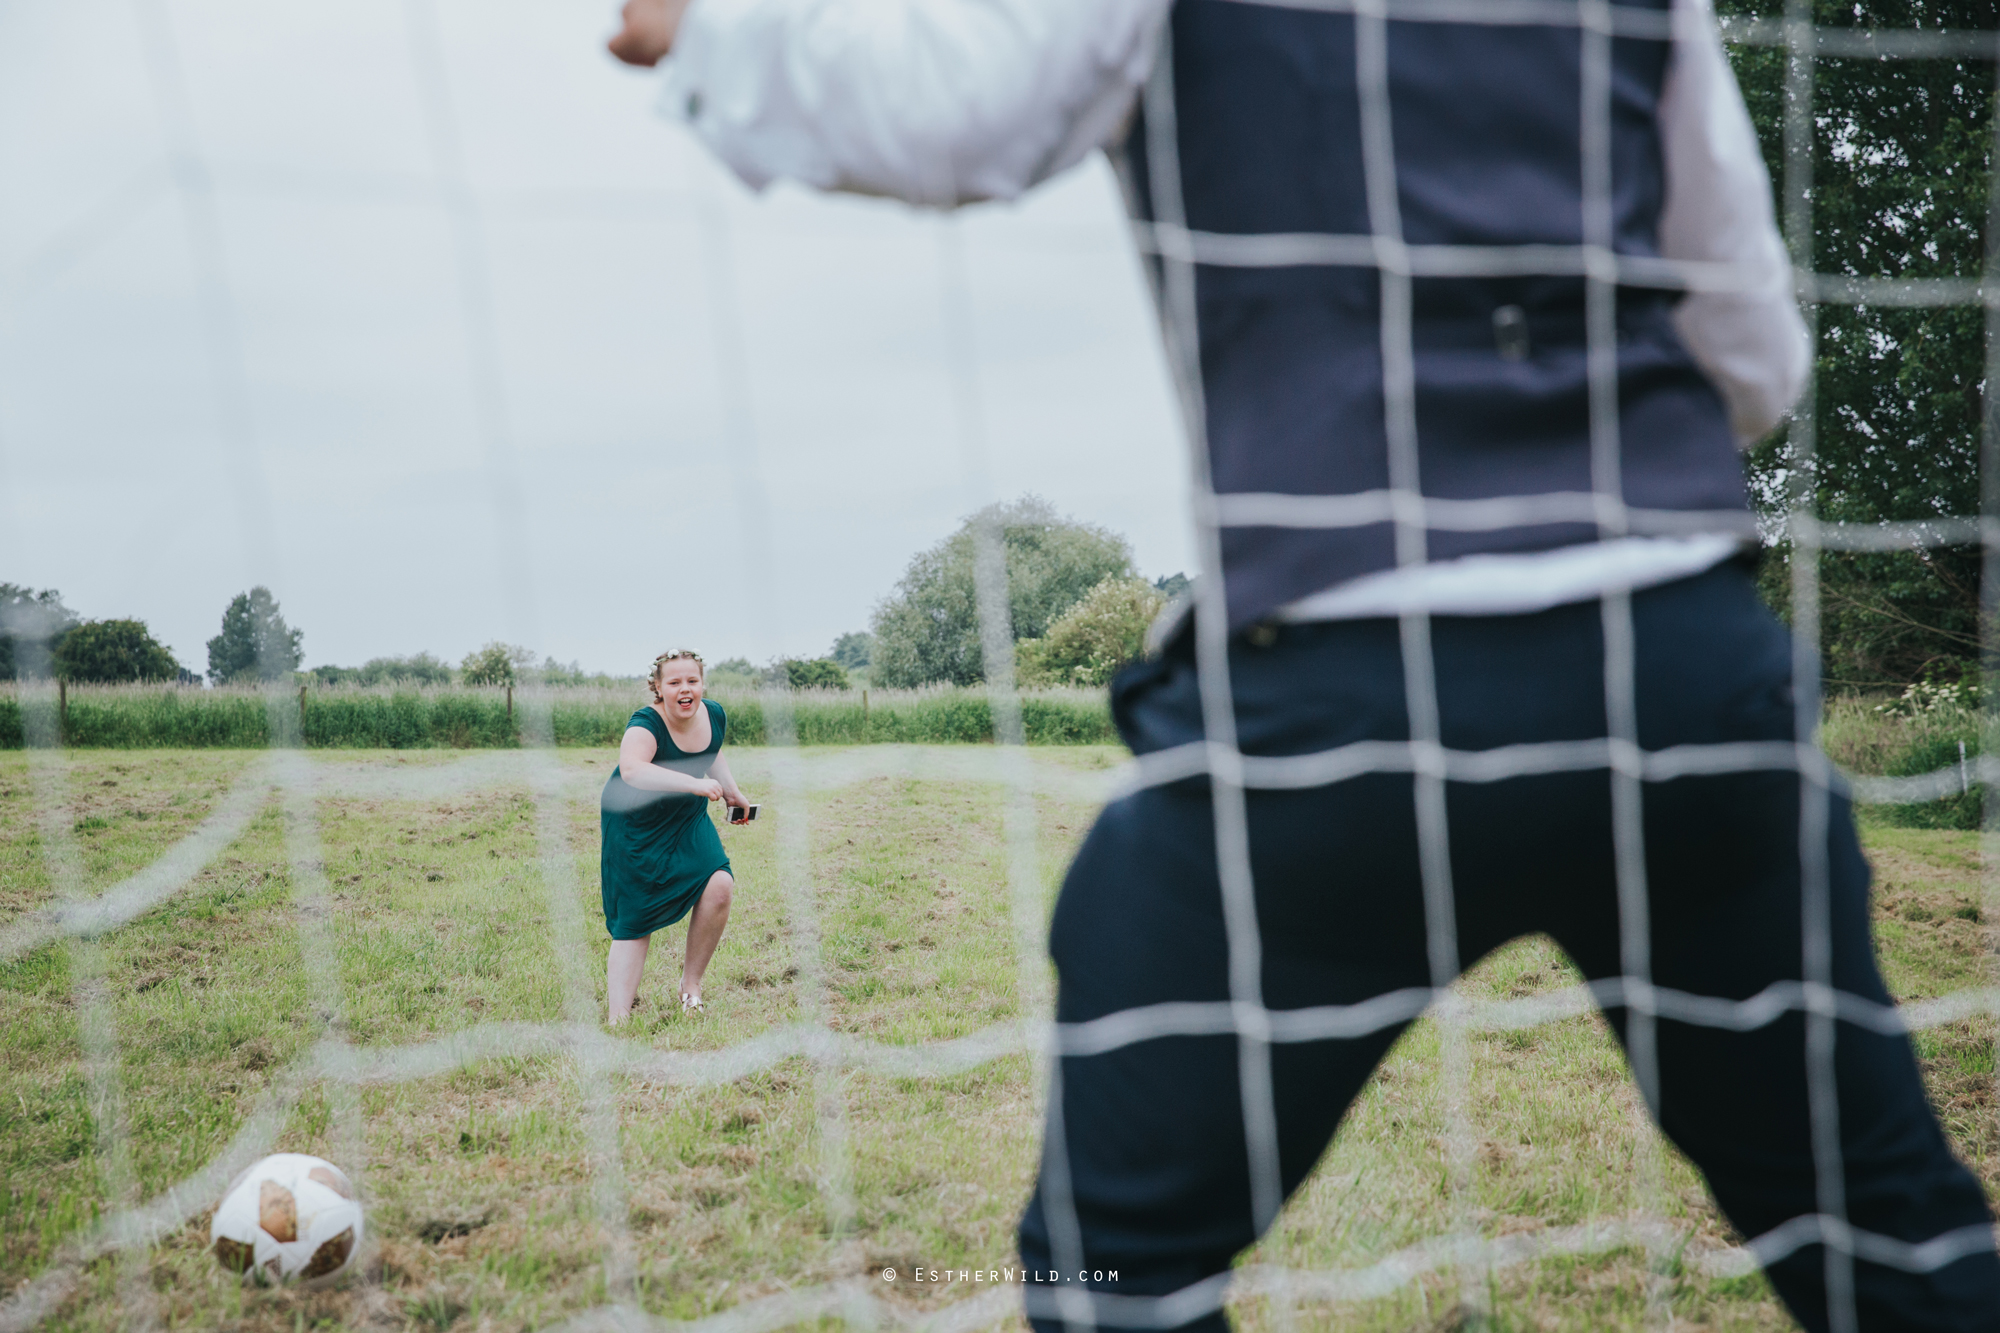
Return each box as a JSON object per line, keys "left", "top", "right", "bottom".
{"left": 1117, "top": 0, "right": 1752, "bottom": 631}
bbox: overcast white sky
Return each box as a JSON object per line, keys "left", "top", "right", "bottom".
{"left": 0, "top": 0, "right": 1192, "bottom": 677}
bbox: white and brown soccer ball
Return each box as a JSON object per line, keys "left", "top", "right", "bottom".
{"left": 209, "top": 1153, "right": 363, "bottom": 1283}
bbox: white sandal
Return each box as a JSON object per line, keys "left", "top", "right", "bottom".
{"left": 680, "top": 993, "right": 704, "bottom": 1015}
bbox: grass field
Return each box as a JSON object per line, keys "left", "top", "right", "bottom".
{"left": 0, "top": 746, "right": 1993, "bottom": 1332}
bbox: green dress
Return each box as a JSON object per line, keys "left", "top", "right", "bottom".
{"left": 599, "top": 701, "right": 732, "bottom": 940}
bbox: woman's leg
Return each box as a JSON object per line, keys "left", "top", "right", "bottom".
{"left": 606, "top": 936, "right": 650, "bottom": 1024}
{"left": 680, "top": 871, "right": 733, "bottom": 1002}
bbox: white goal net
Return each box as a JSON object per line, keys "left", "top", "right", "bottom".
{"left": 2, "top": 3, "right": 1997, "bottom": 1332}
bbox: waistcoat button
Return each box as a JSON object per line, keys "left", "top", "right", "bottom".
{"left": 1493, "top": 305, "right": 1530, "bottom": 362}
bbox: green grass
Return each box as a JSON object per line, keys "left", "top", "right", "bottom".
{"left": 0, "top": 747, "right": 1993, "bottom": 1331}
{"left": 0, "top": 685, "right": 1117, "bottom": 750}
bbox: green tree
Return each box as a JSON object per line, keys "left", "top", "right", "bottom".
{"left": 0, "top": 584, "right": 79, "bottom": 679}
{"left": 830, "top": 631, "right": 874, "bottom": 670}
{"left": 870, "top": 496, "right": 1134, "bottom": 687}
{"left": 1017, "top": 576, "right": 1166, "bottom": 687}
{"left": 54, "top": 619, "right": 183, "bottom": 683}
{"left": 1722, "top": 0, "right": 1995, "bottom": 687}
{"left": 206, "top": 587, "right": 303, "bottom": 684}
{"left": 461, "top": 642, "right": 535, "bottom": 687}
{"left": 776, "top": 657, "right": 850, "bottom": 690}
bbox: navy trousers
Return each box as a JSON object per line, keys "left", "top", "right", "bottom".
{"left": 1018, "top": 561, "right": 2000, "bottom": 1331}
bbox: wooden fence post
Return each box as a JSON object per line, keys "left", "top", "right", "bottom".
{"left": 506, "top": 685, "right": 513, "bottom": 723}
{"left": 862, "top": 688, "right": 869, "bottom": 738}
{"left": 58, "top": 678, "right": 67, "bottom": 746}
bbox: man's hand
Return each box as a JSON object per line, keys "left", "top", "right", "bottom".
{"left": 608, "top": 0, "right": 689, "bottom": 68}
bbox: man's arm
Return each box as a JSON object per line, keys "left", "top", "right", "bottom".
{"left": 1657, "top": 0, "right": 1811, "bottom": 445}
{"left": 611, "top": 0, "right": 1170, "bottom": 206}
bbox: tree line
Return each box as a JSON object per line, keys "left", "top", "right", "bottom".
{"left": 0, "top": 495, "right": 1183, "bottom": 695}
{"left": 0, "top": 584, "right": 601, "bottom": 689}
{"left": 1726, "top": 0, "right": 1994, "bottom": 689}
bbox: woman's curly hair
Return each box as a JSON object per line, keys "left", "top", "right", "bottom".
{"left": 647, "top": 649, "right": 704, "bottom": 703}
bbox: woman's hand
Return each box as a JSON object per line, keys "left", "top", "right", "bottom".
{"left": 608, "top": 0, "right": 689, "bottom": 68}
{"left": 695, "top": 778, "right": 725, "bottom": 801}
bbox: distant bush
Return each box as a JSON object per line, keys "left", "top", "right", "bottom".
{"left": 1016, "top": 576, "right": 1164, "bottom": 688}
{"left": 313, "top": 652, "right": 456, "bottom": 687}
{"left": 53, "top": 619, "right": 184, "bottom": 684}
{"left": 780, "top": 657, "right": 850, "bottom": 690}
{"left": 535, "top": 655, "right": 589, "bottom": 686}
{"left": 703, "top": 657, "right": 761, "bottom": 693}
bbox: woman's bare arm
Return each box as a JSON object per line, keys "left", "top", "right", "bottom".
{"left": 617, "top": 725, "right": 723, "bottom": 798}
{"left": 709, "top": 753, "right": 750, "bottom": 811}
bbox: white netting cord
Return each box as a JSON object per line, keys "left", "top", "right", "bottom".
{"left": 1139, "top": 19, "right": 1288, "bottom": 1329}
{"left": 933, "top": 217, "right": 1067, "bottom": 1333}
{"left": 692, "top": 187, "right": 864, "bottom": 1252}
{"left": 129, "top": 0, "right": 274, "bottom": 567}
{"left": 272, "top": 748, "right": 372, "bottom": 1300}
{"left": 1985, "top": 44, "right": 2000, "bottom": 1308}
{"left": 21, "top": 700, "right": 157, "bottom": 1330}
{"left": 1579, "top": 0, "right": 1673, "bottom": 1319}
{"left": 401, "top": 0, "right": 537, "bottom": 612}
{"left": 1350, "top": 0, "right": 1491, "bottom": 1318}
{"left": 1776, "top": 0, "right": 1860, "bottom": 1326}
{"left": 705, "top": 150, "right": 876, "bottom": 1266}
{"left": 933, "top": 219, "right": 1056, "bottom": 1034}
{"left": 9, "top": 3, "right": 2000, "bottom": 1330}
{"left": 521, "top": 695, "right": 643, "bottom": 1316}
{"left": 768, "top": 731, "right": 865, "bottom": 1243}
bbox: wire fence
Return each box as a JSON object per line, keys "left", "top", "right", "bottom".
{"left": 2, "top": 0, "right": 1997, "bottom": 1330}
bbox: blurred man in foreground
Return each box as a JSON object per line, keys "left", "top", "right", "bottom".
{"left": 608, "top": 1, "right": 2000, "bottom": 1328}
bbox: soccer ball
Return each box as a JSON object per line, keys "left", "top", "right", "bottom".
{"left": 209, "top": 1153, "right": 364, "bottom": 1283}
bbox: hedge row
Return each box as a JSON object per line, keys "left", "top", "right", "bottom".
{"left": 0, "top": 687, "right": 1117, "bottom": 749}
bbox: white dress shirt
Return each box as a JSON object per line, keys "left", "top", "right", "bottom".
{"left": 660, "top": 0, "right": 1806, "bottom": 620}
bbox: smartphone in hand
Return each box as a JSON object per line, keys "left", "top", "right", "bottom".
{"left": 727, "top": 804, "right": 761, "bottom": 825}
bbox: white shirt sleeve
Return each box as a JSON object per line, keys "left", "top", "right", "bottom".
{"left": 660, "top": 0, "right": 1169, "bottom": 206}
{"left": 665, "top": 0, "right": 1805, "bottom": 441}
{"left": 1657, "top": 0, "right": 1810, "bottom": 444}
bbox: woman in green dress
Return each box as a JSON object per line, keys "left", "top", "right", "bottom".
{"left": 600, "top": 649, "right": 752, "bottom": 1022}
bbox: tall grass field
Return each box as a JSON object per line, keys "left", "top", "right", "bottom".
{"left": 0, "top": 684, "right": 1117, "bottom": 750}
{"left": 0, "top": 744, "right": 1993, "bottom": 1331}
